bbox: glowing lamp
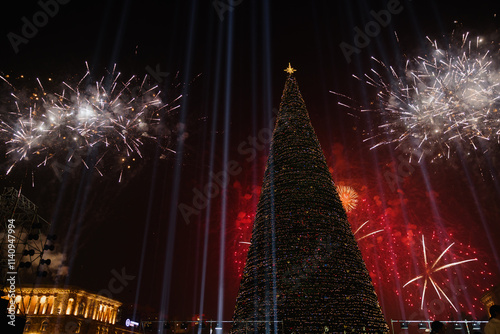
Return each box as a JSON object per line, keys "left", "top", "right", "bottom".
{"left": 125, "top": 319, "right": 139, "bottom": 327}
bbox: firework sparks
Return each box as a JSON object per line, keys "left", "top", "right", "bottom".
{"left": 403, "top": 235, "right": 478, "bottom": 311}
{"left": 0, "top": 63, "right": 181, "bottom": 181}
{"left": 325, "top": 145, "right": 495, "bottom": 319}
{"left": 353, "top": 220, "right": 384, "bottom": 242}
{"left": 336, "top": 185, "right": 359, "bottom": 212}
{"left": 342, "top": 33, "right": 500, "bottom": 161}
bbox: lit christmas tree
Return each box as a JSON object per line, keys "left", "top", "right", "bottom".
{"left": 231, "top": 65, "right": 389, "bottom": 333}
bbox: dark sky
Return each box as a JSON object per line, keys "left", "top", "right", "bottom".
{"left": 1, "top": 0, "right": 500, "bottom": 327}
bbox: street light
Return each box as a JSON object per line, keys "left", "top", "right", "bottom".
{"left": 418, "top": 322, "right": 428, "bottom": 330}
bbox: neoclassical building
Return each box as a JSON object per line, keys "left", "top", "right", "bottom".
{"left": 2, "top": 285, "right": 132, "bottom": 334}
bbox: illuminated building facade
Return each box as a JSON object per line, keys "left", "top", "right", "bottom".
{"left": 482, "top": 283, "right": 500, "bottom": 315}
{"left": 1, "top": 285, "right": 130, "bottom": 334}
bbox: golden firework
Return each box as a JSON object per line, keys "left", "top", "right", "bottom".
{"left": 336, "top": 185, "right": 358, "bottom": 212}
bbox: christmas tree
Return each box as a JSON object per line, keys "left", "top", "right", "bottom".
{"left": 231, "top": 65, "right": 389, "bottom": 333}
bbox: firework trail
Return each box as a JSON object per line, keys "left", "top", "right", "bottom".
{"left": 353, "top": 220, "right": 384, "bottom": 242}
{"left": 0, "top": 62, "right": 181, "bottom": 181}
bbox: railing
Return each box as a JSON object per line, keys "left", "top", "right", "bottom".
{"left": 138, "top": 320, "right": 285, "bottom": 333}
{"left": 390, "top": 319, "right": 488, "bottom": 333}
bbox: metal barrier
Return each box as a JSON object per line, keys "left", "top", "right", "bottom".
{"left": 139, "top": 320, "right": 285, "bottom": 333}
{"left": 390, "top": 319, "right": 488, "bottom": 333}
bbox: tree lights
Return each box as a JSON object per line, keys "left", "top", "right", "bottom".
{"left": 231, "top": 68, "right": 388, "bottom": 333}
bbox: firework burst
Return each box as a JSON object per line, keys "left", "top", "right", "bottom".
{"left": 403, "top": 235, "right": 478, "bottom": 312}
{"left": 336, "top": 184, "right": 359, "bottom": 212}
{"left": 0, "top": 63, "right": 181, "bottom": 181}
{"left": 345, "top": 33, "right": 500, "bottom": 161}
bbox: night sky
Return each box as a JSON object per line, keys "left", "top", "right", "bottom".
{"left": 1, "top": 0, "right": 500, "bottom": 327}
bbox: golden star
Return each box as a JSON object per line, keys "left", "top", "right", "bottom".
{"left": 284, "top": 63, "right": 296, "bottom": 75}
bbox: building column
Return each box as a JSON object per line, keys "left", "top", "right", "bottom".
{"left": 74, "top": 295, "right": 82, "bottom": 316}
{"left": 111, "top": 309, "right": 117, "bottom": 325}
{"left": 41, "top": 296, "right": 48, "bottom": 315}
{"left": 92, "top": 301, "right": 99, "bottom": 320}
{"left": 49, "top": 295, "right": 56, "bottom": 315}
{"left": 27, "top": 295, "right": 37, "bottom": 315}
{"left": 33, "top": 295, "right": 41, "bottom": 315}
{"left": 84, "top": 297, "right": 92, "bottom": 318}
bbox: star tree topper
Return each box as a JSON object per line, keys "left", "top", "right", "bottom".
{"left": 284, "top": 63, "right": 296, "bottom": 75}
